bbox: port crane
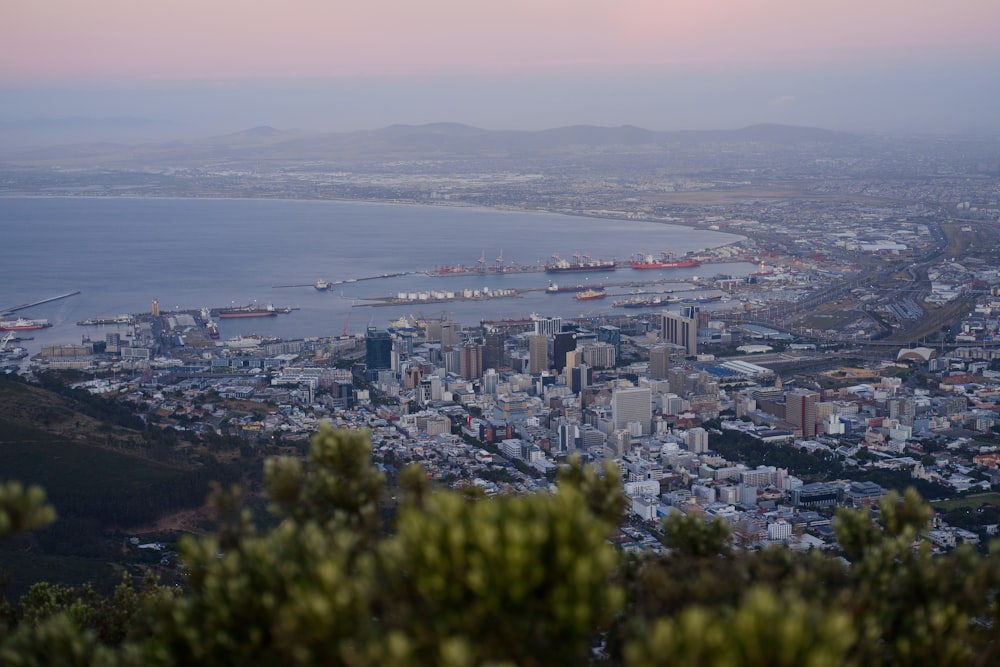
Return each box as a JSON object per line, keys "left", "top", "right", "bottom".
{"left": 341, "top": 310, "right": 352, "bottom": 338}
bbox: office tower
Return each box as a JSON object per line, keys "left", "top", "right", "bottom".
{"left": 686, "top": 426, "right": 709, "bottom": 453}
{"left": 597, "top": 325, "right": 621, "bottom": 359}
{"left": 425, "top": 320, "right": 442, "bottom": 342}
{"left": 365, "top": 327, "right": 392, "bottom": 370}
{"left": 557, "top": 423, "right": 579, "bottom": 453}
{"left": 528, "top": 334, "right": 549, "bottom": 374}
{"left": 612, "top": 386, "right": 652, "bottom": 435}
{"left": 151, "top": 298, "right": 160, "bottom": 317}
{"left": 571, "top": 363, "right": 591, "bottom": 394}
{"left": 661, "top": 311, "right": 697, "bottom": 356}
{"left": 582, "top": 342, "right": 616, "bottom": 369}
{"left": 649, "top": 345, "right": 670, "bottom": 379}
{"left": 483, "top": 329, "right": 507, "bottom": 370}
{"left": 552, "top": 332, "right": 576, "bottom": 372}
{"left": 564, "top": 348, "right": 583, "bottom": 384}
{"left": 483, "top": 368, "right": 499, "bottom": 395}
{"left": 404, "top": 366, "right": 423, "bottom": 390}
{"left": 534, "top": 315, "right": 562, "bottom": 337}
{"left": 459, "top": 342, "right": 483, "bottom": 381}
{"left": 786, "top": 389, "right": 819, "bottom": 437}
{"left": 440, "top": 320, "right": 460, "bottom": 347}
{"left": 888, "top": 397, "right": 916, "bottom": 426}
{"left": 443, "top": 348, "right": 461, "bottom": 375}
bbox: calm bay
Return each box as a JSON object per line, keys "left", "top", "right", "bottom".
{"left": 0, "top": 197, "right": 751, "bottom": 354}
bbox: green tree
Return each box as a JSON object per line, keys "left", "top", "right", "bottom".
{"left": 1, "top": 428, "right": 999, "bottom": 667}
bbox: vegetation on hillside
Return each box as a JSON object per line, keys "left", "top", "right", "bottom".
{"left": 0, "top": 426, "right": 997, "bottom": 666}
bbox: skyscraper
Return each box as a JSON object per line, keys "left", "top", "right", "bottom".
{"left": 612, "top": 386, "right": 652, "bottom": 435}
{"left": 528, "top": 334, "right": 549, "bottom": 374}
{"left": 597, "top": 325, "right": 622, "bottom": 360}
{"left": 552, "top": 331, "right": 576, "bottom": 372}
{"left": 483, "top": 329, "right": 507, "bottom": 371}
{"left": 661, "top": 311, "right": 697, "bottom": 356}
{"left": 649, "top": 345, "right": 670, "bottom": 379}
{"left": 686, "top": 426, "right": 709, "bottom": 453}
{"left": 570, "top": 363, "right": 592, "bottom": 394}
{"left": 533, "top": 315, "right": 562, "bottom": 337}
{"left": 365, "top": 327, "right": 392, "bottom": 371}
{"left": 786, "top": 389, "right": 820, "bottom": 437}
{"left": 459, "top": 342, "right": 483, "bottom": 381}
{"left": 582, "top": 342, "right": 615, "bottom": 369}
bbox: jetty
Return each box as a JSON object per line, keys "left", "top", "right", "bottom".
{"left": 0, "top": 291, "right": 81, "bottom": 317}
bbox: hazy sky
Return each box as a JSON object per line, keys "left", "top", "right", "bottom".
{"left": 2, "top": 0, "right": 999, "bottom": 135}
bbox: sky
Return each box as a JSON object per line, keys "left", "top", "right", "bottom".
{"left": 1, "top": 0, "right": 999, "bottom": 136}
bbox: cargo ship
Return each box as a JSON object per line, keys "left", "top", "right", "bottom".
{"left": 545, "top": 282, "right": 597, "bottom": 293}
{"left": 77, "top": 314, "right": 134, "bottom": 326}
{"left": 613, "top": 295, "right": 680, "bottom": 308}
{"left": 545, "top": 252, "right": 616, "bottom": 274}
{"left": 575, "top": 287, "right": 607, "bottom": 301}
{"left": 206, "top": 321, "right": 220, "bottom": 339}
{"left": 214, "top": 304, "right": 278, "bottom": 319}
{"left": 629, "top": 252, "right": 701, "bottom": 270}
{"left": 0, "top": 317, "right": 51, "bottom": 331}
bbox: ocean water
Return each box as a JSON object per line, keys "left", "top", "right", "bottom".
{"left": 1, "top": 197, "right": 750, "bottom": 353}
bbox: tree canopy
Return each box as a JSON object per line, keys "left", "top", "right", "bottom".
{"left": 1, "top": 425, "right": 999, "bottom": 666}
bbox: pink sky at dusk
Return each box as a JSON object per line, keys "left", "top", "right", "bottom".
{"left": 3, "top": 0, "right": 998, "bottom": 82}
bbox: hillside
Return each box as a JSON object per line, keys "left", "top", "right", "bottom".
{"left": 0, "top": 374, "right": 241, "bottom": 594}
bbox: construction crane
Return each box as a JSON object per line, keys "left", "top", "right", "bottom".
{"left": 341, "top": 309, "right": 352, "bottom": 338}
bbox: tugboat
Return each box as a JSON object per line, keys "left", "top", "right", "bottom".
{"left": 575, "top": 287, "right": 608, "bottom": 301}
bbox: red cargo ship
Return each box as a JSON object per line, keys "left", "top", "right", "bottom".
{"left": 629, "top": 252, "right": 701, "bottom": 270}
{"left": 0, "top": 317, "right": 51, "bottom": 331}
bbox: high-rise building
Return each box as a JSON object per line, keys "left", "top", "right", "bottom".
{"left": 483, "top": 368, "right": 499, "bottom": 395}
{"left": 686, "top": 426, "right": 709, "bottom": 453}
{"left": 888, "top": 397, "right": 916, "bottom": 426}
{"left": 459, "top": 342, "right": 483, "bottom": 381}
{"left": 483, "top": 329, "right": 507, "bottom": 371}
{"left": 365, "top": 327, "right": 392, "bottom": 371}
{"left": 570, "top": 363, "right": 591, "bottom": 394}
{"left": 528, "top": 335, "right": 549, "bottom": 374}
{"left": 612, "top": 386, "right": 652, "bottom": 435}
{"left": 557, "top": 422, "right": 579, "bottom": 453}
{"left": 597, "top": 326, "right": 621, "bottom": 360}
{"left": 425, "top": 320, "right": 442, "bottom": 342}
{"left": 661, "top": 311, "right": 697, "bottom": 356}
{"left": 786, "top": 389, "right": 820, "bottom": 437}
{"left": 582, "top": 342, "right": 615, "bottom": 369}
{"left": 533, "top": 315, "right": 562, "bottom": 337}
{"left": 440, "top": 320, "right": 460, "bottom": 347}
{"left": 443, "top": 348, "right": 461, "bottom": 375}
{"left": 564, "top": 348, "right": 583, "bottom": 385}
{"left": 552, "top": 332, "right": 577, "bottom": 372}
{"left": 649, "top": 345, "right": 670, "bottom": 379}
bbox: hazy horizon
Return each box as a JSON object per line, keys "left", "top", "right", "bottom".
{"left": 2, "top": 1, "right": 999, "bottom": 141}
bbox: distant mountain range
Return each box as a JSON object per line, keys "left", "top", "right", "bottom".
{"left": 0, "top": 120, "right": 864, "bottom": 165}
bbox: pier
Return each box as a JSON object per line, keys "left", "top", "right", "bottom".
{"left": 0, "top": 291, "right": 81, "bottom": 317}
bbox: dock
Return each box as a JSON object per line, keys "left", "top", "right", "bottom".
{"left": 0, "top": 291, "right": 81, "bottom": 317}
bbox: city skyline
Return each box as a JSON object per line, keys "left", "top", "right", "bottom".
{"left": 2, "top": 1, "right": 999, "bottom": 136}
